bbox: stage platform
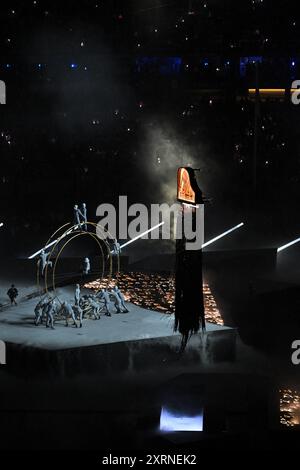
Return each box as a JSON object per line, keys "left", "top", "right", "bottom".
{"left": 1, "top": 286, "right": 236, "bottom": 376}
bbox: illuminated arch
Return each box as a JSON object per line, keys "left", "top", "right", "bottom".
{"left": 38, "top": 221, "right": 120, "bottom": 302}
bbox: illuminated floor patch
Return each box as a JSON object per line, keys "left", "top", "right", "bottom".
{"left": 84, "top": 271, "right": 224, "bottom": 326}
{"left": 160, "top": 406, "right": 203, "bottom": 432}
{"left": 280, "top": 388, "right": 300, "bottom": 427}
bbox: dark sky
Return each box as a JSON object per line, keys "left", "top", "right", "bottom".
{"left": 1, "top": 1, "right": 300, "bottom": 256}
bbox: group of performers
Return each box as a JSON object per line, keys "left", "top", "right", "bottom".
{"left": 34, "top": 284, "right": 129, "bottom": 329}
{"left": 33, "top": 203, "right": 129, "bottom": 329}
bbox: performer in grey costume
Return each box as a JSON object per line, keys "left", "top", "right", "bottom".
{"left": 62, "top": 301, "right": 78, "bottom": 327}
{"left": 113, "top": 286, "right": 129, "bottom": 312}
{"left": 39, "top": 249, "right": 52, "bottom": 276}
{"left": 97, "top": 288, "right": 111, "bottom": 316}
{"left": 72, "top": 304, "right": 83, "bottom": 327}
{"left": 110, "top": 288, "right": 122, "bottom": 313}
{"left": 74, "top": 204, "right": 83, "bottom": 229}
{"left": 34, "top": 295, "right": 50, "bottom": 325}
{"left": 87, "top": 297, "right": 101, "bottom": 319}
{"left": 81, "top": 203, "right": 87, "bottom": 231}
{"left": 112, "top": 239, "right": 121, "bottom": 255}
{"left": 83, "top": 257, "right": 90, "bottom": 275}
{"left": 45, "top": 299, "right": 57, "bottom": 330}
{"left": 75, "top": 283, "right": 81, "bottom": 306}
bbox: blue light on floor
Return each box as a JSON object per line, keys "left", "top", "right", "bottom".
{"left": 160, "top": 407, "right": 203, "bottom": 432}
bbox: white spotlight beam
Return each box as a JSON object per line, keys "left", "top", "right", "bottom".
{"left": 202, "top": 222, "right": 244, "bottom": 249}
{"left": 28, "top": 220, "right": 243, "bottom": 258}
{"left": 28, "top": 224, "right": 82, "bottom": 259}
{"left": 277, "top": 237, "right": 300, "bottom": 253}
{"left": 117, "top": 222, "right": 165, "bottom": 251}
{"left": 28, "top": 239, "right": 58, "bottom": 259}
{"left": 0, "top": 223, "right": 3, "bottom": 228}
{"left": 29, "top": 222, "right": 165, "bottom": 259}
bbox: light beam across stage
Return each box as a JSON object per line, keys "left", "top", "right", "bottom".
{"left": 29, "top": 220, "right": 243, "bottom": 258}
{"left": 115, "top": 222, "right": 165, "bottom": 252}
{"left": 202, "top": 222, "right": 244, "bottom": 249}
{"left": 28, "top": 238, "right": 58, "bottom": 259}
{"left": 277, "top": 236, "right": 300, "bottom": 253}
{"left": 29, "top": 222, "right": 165, "bottom": 259}
{"left": 28, "top": 224, "right": 82, "bottom": 259}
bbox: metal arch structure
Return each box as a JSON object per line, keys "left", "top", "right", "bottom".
{"left": 49, "top": 231, "right": 107, "bottom": 300}
{"left": 44, "top": 224, "right": 112, "bottom": 301}
{"left": 37, "top": 221, "right": 120, "bottom": 302}
{"left": 36, "top": 222, "right": 72, "bottom": 297}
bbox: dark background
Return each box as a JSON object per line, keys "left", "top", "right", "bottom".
{"left": 1, "top": 0, "right": 300, "bottom": 259}
{"left": 1, "top": 1, "right": 300, "bottom": 453}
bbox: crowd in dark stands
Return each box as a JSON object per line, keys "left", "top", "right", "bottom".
{"left": 1, "top": 0, "right": 300, "bottom": 254}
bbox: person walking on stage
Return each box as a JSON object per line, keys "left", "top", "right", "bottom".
{"left": 7, "top": 284, "right": 18, "bottom": 306}
{"left": 75, "top": 283, "right": 81, "bottom": 306}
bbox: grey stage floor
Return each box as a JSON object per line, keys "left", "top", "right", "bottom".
{"left": 0, "top": 285, "right": 231, "bottom": 351}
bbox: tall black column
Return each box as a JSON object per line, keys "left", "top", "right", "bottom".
{"left": 175, "top": 205, "right": 205, "bottom": 350}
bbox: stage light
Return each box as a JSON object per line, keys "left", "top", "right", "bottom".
{"left": 117, "top": 222, "right": 165, "bottom": 251}
{"left": 0, "top": 223, "right": 3, "bottom": 228}
{"left": 28, "top": 239, "right": 58, "bottom": 259}
{"left": 202, "top": 222, "right": 244, "bottom": 248}
{"left": 28, "top": 225, "right": 81, "bottom": 259}
{"left": 160, "top": 407, "right": 203, "bottom": 432}
{"left": 182, "top": 202, "right": 199, "bottom": 209}
{"left": 29, "top": 222, "right": 164, "bottom": 259}
{"left": 277, "top": 237, "right": 300, "bottom": 253}
{"left": 248, "top": 88, "right": 299, "bottom": 97}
